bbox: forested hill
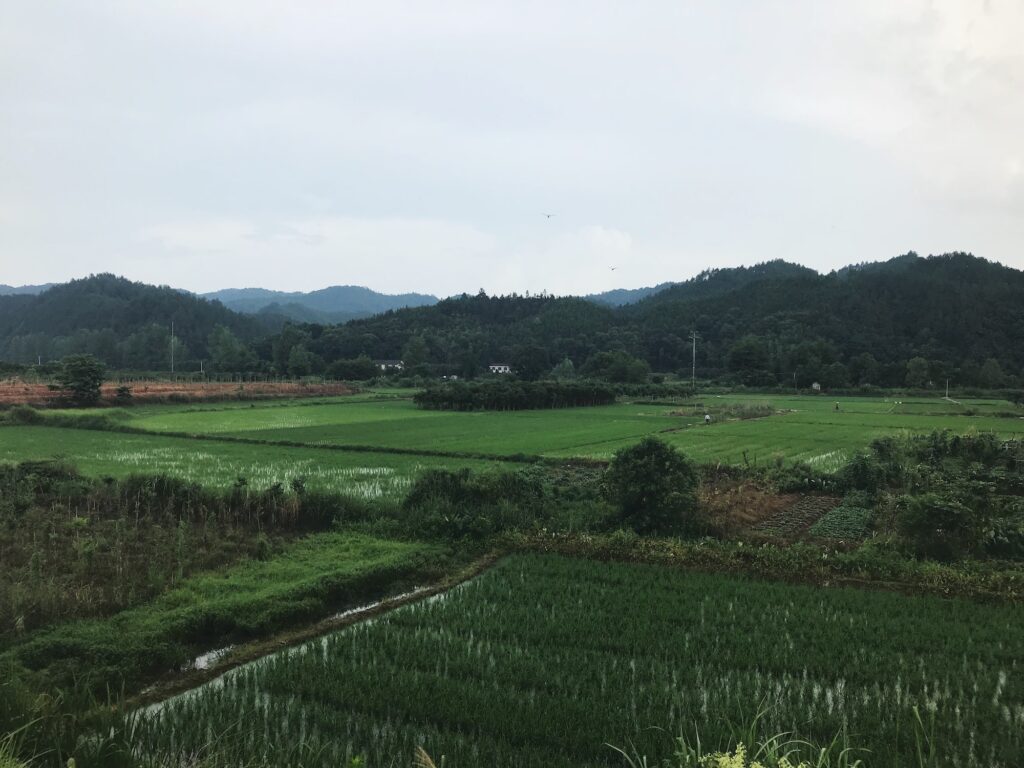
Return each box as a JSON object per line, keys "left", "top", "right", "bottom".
{"left": 202, "top": 285, "right": 439, "bottom": 323}
{"left": 272, "top": 253, "right": 1024, "bottom": 387}
{"left": 0, "top": 283, "right": 53, "bottom": 296}
{"left": 0, "top": 274, "right": 267, "bottom": 369}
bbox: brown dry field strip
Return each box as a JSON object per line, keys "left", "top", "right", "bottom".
{"left": 0, "top": 378, "right": 354, "bottom": 405}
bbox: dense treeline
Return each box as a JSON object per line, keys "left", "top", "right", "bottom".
{"left": 413, "top": 380, "right": 617, "bottom": 411}
{"left": 257, "top": 252, "right": 1024, "bottom": 387}
{"left": 0, "top": 274, "right": 273, "bottom": 370}
{"left": 3, "top": 254, "right": 1024, "bottom": 388}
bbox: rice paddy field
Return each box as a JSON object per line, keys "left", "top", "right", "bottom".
{"left": 135, "top": 554, "right": 1024, "bottom": 768}
{"left": 2, "top": 391, "right": 1021, "bottom": 497}
{"left": 0, "top": 425, "right": 508, "bottom": 499}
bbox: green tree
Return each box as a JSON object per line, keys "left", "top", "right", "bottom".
{"left": 978, "top": 358, "right": 1005, "bottom": 388}
{"left": 849, "top": 352, "right": 879, "bottom": 386}
{"left": 727, "top": 335, "right": 770, "bottom": 381}
{"left": 327, "top": 355, "right": 378, "bottom": 380}
{"left": 287, "top": 344, "right": 315, "bottom": 377}
{"left": 511, "top": 344, "right": 549, "bottom": 381}
{"left": 905, "top": 357, "right": 930, "bottom": 388}
{"left": 821, "top": 361, "right": 850, "bottom": 389}
{"left": 896, "top": 492, "right": 989, "bottom": 561}
{"left": 402, "top": 335, "right": 430, "bottom": 369}
{"left": 272, "top": 325, "right": 312, "bottom": 373}
{"left": 208, "top": 325, "right": 257, "bottom": 373}
{"left": 582, "top": 351, "right": 650, "bottom": 384}
{"left": 550, "top": 357, "right": 576, "bottom": 380}
{"left": 604, "top": 437, "right": 700, "bottom": 534}
{"left": 56, "top": 354, "right": 105, "bottom": 405}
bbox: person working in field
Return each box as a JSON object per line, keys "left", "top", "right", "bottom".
{"left": 704, "top": 413, "right": 711, "bottom": 424}
{"left": 835, "top": 402, "right": 840, "bottom": 412}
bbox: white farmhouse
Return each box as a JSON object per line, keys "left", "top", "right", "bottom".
{"left": 488, "top": 363, "right": 512, "bottom": 375}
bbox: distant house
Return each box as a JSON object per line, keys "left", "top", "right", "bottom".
{"left": 376, "top": 359, "right": 405, "bottom": 372}
{"left": 811, "top": 381, "right": 822, "bottom": 392}
{"left": 488, "top": 363, "right": 512, "bottom": 375}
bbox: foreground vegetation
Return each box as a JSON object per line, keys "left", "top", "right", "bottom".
{"left": 5, "top": 392, "right": 1021, "bottom": 475}
{"left": 134, "top": 554, "right": 1023, "bottom": 767}
{"left": 1, "top": 388, "right": 1022, "bottom": 767}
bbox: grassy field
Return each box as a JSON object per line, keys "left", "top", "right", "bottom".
{"left": 135, "top": 554, "right": 1024, "bottom": 767}
{"left": 3, "top": 532, "right": 444, "bottom": 691}
{"left": 126, "top": 399, "right": 694, "bottom": 456}
{"left": 4, "top": 394, "right": 1021, "bottom": 491}
{"left": 0, "top": 425, "right": 509, "bottom": 499}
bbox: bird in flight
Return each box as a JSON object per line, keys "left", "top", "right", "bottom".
{"left": 542, "top": 213, "right": 556, "bottom": 219}
{"left": 609, "top": 266, "right": 618, "bottom": 271}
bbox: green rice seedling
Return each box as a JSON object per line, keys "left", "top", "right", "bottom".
{"left": 133, "top": 555, "right": 1024, "bottom": 768}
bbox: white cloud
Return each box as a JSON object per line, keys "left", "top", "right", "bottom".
{"left": 1, "top": 1, "right": 1023, "bottom": 293}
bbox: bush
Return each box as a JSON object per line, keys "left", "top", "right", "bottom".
{"left": 403, "top": 468, "right": 546, "bottom": 539}
{"left": 604, "top": 438, "right": 700, "bottom": 535}
{"left": 55, "top": 354, "right": 105, "bottom": 406}
{"left": 414, "top": 379, "right": 617, "bottom": 411}
{"left": 835, "top": 452, "right": 887, "bottom": 492}
{"left": 896, "top": 492, "right": 989, "bottom": 561}
{"left": 4, "top": 406, "right": 42, "bottom": 425}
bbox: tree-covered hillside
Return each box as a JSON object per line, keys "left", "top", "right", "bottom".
{"left": 2, "top": 253, "right": 1021, "bottom": 387}
{"left": 0, "top": 274, "right": 268, "bottom": 370}
{"left": 266, "top": 253, "right": 1024, "bottom": 387}
{"left": 203, "top": 285, "right": 438, "bottom": 321}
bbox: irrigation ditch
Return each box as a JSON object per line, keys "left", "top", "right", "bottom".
{"left": 129, "top": 551, "right": 503, "bottom": 710}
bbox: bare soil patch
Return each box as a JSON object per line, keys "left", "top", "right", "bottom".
{"left": 700, "top": 479, "right": 799, "bottom": 535}
{"left": 0, "top": 378, "right": 355, "bottom": 406}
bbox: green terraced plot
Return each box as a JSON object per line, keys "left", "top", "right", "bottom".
{"left": 136, "top": 554, "right": 1024, "bottom": 767}
{"left": 4, "top": 532, "right": 441, "bottom": 691}
{"left": 126, "top": 399, "right": 694, "bottom": 457}
{"left": 0, "top": 425, "right": 508, "bottom": 499}
{"left": 23, "top": 393, "right": 1024, "bottom": 471}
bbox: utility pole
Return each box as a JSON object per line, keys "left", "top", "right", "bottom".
{"left": 170, "top": 321, "right": 175, "bottom": 374}
{"left": 945, "top": 378, "right": 949, "bottom": 399}
{"left": 689, "top": 330, "right": 700, "bottom": 390}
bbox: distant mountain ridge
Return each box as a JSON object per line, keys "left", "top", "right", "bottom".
{"left": 202, "top": 285, "right": 439, "bottom": 323}
{"left": 0, "top": 283, "right": 54, "bottom": 296}
{"left": 583, "top": 283, "right": 677, "bottom": 306}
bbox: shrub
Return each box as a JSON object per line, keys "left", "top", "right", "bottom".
{"left": 604, "top": 438, "right": 700, "bottom": 535}
{"left": 4, "top": 406, "right": 42, "bottom": 425}
{"left": 55, "top": 354, "right": 105, "bottom": 406}
{"left": 414, "top": 380, "right": 616, "bottom": 411}
{"left": 403, "top": 468, "right": 546, "bottom": 539}
{"left": 895, "top": 492, "right": 989, "bottom": 561}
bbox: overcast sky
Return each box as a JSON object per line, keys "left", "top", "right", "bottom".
{"left": 2, "top": 1, "right": 1022, "bottom": 297}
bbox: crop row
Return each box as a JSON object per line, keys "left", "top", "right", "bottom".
{"left": 135, "top": 554, "right": 1024, "bottom": 767}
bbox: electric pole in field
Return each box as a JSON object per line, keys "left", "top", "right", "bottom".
{"left": 170, "top": 321, "right": 175, "bottom": 374}
{"left": 689, "top": 330, "right": 700, "bottom": 390}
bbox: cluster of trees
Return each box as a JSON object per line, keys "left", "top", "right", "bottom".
{"left": 413, "top": 380, "right": 618, "bottom": 411}
{"left": 0, "top": 275, "right": 268, "bottom": 371}
{"left": 3, "top": 254, "right": 1023, "bottom": 389}
{"left": 250, "top": 253, "right": 1023, "bottom": 387}
{"left": 839, "top": 432, "right": 1024, "bottom": 561}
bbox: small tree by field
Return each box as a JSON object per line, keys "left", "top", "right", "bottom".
{"left": 604, "top": 437, "right": 699, "bottom": 535}
{"left": 55, "top": 354, "right": 105, "bottom": 405}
